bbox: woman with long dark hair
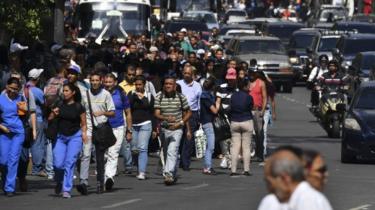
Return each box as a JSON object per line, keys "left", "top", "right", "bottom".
{"left": 49, "top": 83, "right": 87, "bottom": 198}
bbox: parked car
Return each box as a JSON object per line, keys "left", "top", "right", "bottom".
{"left": 182, "top": 11, "right": 219, "bottom": 30}
{"left": 341, "top": 81, "right": 375, "bottom": 163}
{"left": 333, "top": 33, "right": 375, "bottom": 71}
{"left": 347, "top": 51, "right": 375, "bottom": 101}
{"left": 226, "top": 36, "right": 294, "bottom": 92}
{"left": 288, "top": 28, "right": 320, "bottom": 81}
{"left": 262, "top": 21, "right": 305, "bottom": 48}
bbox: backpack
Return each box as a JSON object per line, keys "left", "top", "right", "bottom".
{"left": 44, "top": 77, "right": 65, "bottom": 108}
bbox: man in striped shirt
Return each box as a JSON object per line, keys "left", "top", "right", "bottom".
{"left": 154, "top": 76, "right": 192, "bottom": 185}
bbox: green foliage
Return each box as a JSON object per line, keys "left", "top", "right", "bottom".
{"left": 0, "top": 0, "right": 54, "bottom": 39}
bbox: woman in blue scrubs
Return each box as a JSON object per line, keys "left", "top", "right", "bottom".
{"left": 0, "top": 77, "right": 26, "bottom": 197}
{"left": 48, "top": 83, "right": 87, "bottom": 198}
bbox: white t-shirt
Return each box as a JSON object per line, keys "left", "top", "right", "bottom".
{"left": 258, "top": 194, "right": 288, "bottom": 210}
{"left": 288, "top": 181, "right": 333, "bottom": 210}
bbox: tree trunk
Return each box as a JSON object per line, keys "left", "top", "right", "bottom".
{"left": 54, "top": 0, "right": 65, "bottom": 44}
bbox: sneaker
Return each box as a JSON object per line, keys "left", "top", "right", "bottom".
{"left": 62, "top": 192, "right": 71, "bottom": 198}
{"left": 4, "top": 192, "right": 15, "bottom": 197}
{"left": 220, "top": 158, "right": 228, "bottom": 169}
{"left": 76, "top": 183, "right": 88, "bottom": 195}
{"left": 259, "top": 162, "right": 265, "bottom": 166}
{"left": 47, "top": 175, "right": 54, "bottom": 180}
{"left": 164, "top": 173, "right": 174, "bottom": 185}
{"left": 243, "top": 171, "right": 252, "bottom": 176}
{"left": 105, "top": 178, "right": 114, "bottom": 191}
{"left": 136, "top": 173, "right": 146, "bottom": 180}
{"left": 203, "top": 168, "right": 217, "bottom": 175}
{"left": 55, "top": 183, "right": 62, "bottom": 195}
{"left": 123, "top": 169, "right": 132, "bottom": 175}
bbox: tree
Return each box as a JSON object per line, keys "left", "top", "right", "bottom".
{"left": 0, "top": 0, "right": 54, "bottom": 42}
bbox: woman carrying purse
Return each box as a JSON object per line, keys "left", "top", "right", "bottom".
{"left": 49, "top": 83, "right": 87, "bottom": 198}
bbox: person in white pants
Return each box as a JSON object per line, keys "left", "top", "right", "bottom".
{"left": 103, "top": 73, "right": 132, "bottom": 191}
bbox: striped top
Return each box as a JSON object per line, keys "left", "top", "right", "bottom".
{"left": 154, "top": 92, "right": 190, "bottom": 126}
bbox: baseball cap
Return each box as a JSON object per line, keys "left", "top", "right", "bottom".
{"left": 225, "top": 68, "right": 237, "bottom": 80}
{"left": 149, "top": 46, "right": 158, "bottom": 52}
{"left": 180, "top": 28, "right": 187, "bottom": 33}
{"left": 197, "top": 49, "right": 205, "bottom": 55}
{"left": 10, "top": 43, "right": 28, "bottom": 53}
{"left": 68, "top": 63, "right": 81, "bottom": 74}
{"left": 28, "top": 68, "right": 44, "bottom": 79}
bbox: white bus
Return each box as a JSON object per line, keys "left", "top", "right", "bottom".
{"left": 75, "top": 0, "right": 151, "bottom": 43}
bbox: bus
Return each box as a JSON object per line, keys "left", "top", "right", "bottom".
{"left": 75, "top": 0, "right": 151, "bottom": 43}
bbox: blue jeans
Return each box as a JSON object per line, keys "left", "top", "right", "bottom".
{"left": 0, "top": 133, "right": 25, "bottom": 193}
{"left": 181, "top": 111, "right": 199, "bottom": 169}
{"left": 132, "top": 122, "right": 152, "bottom": 173}
{"left": 202, "top": 123, "right": 215, "bottom": 169}
{"left": 45, "top": 139, "right": 54, "bottom": 177}
{"left": 31, "top": 121, "right": 46, "bottom": 174}
{"left": 121, "top": 137, "right": 133, "bottom": 171}
{"left": 53, "top": 131, "right": 82, "bottom": 193}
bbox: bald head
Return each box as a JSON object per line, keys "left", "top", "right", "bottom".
{"left": 270, "top": 150, "right": 305, "bottom": 182}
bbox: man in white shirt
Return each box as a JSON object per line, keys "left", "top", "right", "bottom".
{"left": 258, "top": 148, "right": 333, "bottom": 210}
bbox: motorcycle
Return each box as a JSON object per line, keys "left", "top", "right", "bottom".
{"left": 316, "top": 87, "right": 347, "bottom": 138}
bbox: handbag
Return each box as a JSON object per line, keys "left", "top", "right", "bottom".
{"left": 194, "top": 125, "right": 207, "bottom": 159}
{"left": 86, "top": 90, "right": 116, "bottom": 149}
{"left": 213, "top": 110, "right": 231, "bottom": 142}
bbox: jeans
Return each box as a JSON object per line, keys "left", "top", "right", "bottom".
{"left": 263, "top": 109, "right": 272, "bottom": 156}
{"left": 31, "top": 121, "right": 46, "bottom": 174}
{"left": 120, "top": 137, "right": 133, "bottom": 171}
{"left": 132, "top": 122, "right": 152, "bottom": 173}
{"left": 161, "top": 128, "right": 183, "bottom": 176}
{"left": 181, "top": 111, "right": 199, "bottom": 169}
{"left": 45, "top": 139, "right": 54, "bottom": 177}
{"left": 0, "top": 133, "right": 25, "bottom": 193}
{"left": 105, "top": 126, "right": 124, "bottom": 181}
{"left": 53, "top": 131, "right": 82, "bottom": 193}
{"left": 79, "top": 135, "right": 92, "bottom": 185}
{"left": 230, "top": 120, "right": 253, "bottom": 173}
{"left": 202, "top": 123, "right": 215, "bottom": 169}
{"left": 252, "top": 110, "right": 264, "bottom": 160}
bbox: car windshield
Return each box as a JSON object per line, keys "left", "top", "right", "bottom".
{"left": 238, "top": 40, "right": 285, "bottom": 55}
{"left": 267, "top": 25, "right": 303, "bottom": 40}
{"left": 362, "top": 56, "right": 375, "bottom": 69}
{"left": 319, "top": 9, "right": 347, "bottom": 21}
{"left": 355, "top": 88, "right": 375, "bottom": 109}
{"left": 318, "top": 37, "right": 339, "bottom": 51}
{"left": 184, "top": 13, "right": 217, "bottom": 23}
{"left": 342, "top": 39, "right": 375, "bottom": 55}
{"left": 167, "top": 22, "right": 208, "bottom": 33}
{"left": 290, "top": 34, "right": 315, "bottom": 49}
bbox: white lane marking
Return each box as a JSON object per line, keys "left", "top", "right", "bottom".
{"left": 278, "top": 95, "right": 310, "bottom": 108}
{"left": 348, "top": 204, "right": 372, "bottom": 210}
{"left": 182, "top": 183, "right": 209, "bottom": 190}
{"left": 101, "top": 198, "right": 142, "bottom": 209}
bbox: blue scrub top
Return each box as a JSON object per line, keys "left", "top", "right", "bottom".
{"left": 0, "top": 93, "right": 25, "bottom": 134}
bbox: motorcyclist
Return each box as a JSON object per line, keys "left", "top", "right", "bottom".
{"left": 308, "top": 55, "right": 329, "bottom": 109}
{"left": 318, "top": 59, "right": 346, "bottom": 93}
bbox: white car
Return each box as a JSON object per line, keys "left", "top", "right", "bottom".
{"left": 183, "top": 11, "right": 219, "bottom": 30}
{"left": 225, "top": 9, "right": 248, "bottom": 24}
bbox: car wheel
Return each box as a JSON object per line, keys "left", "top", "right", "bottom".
{"left": 341, "top": 142, "right": 356, "bottom": 163}
{"left": 331, "top": 119, "right": 341, "bottom": 138}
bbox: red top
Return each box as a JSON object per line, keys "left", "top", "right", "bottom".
{"left": 249, "top": 79, "right": 263, "bottom": 109}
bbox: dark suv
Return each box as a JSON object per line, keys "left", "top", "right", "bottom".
{"left": 226, "top": 36, "right": 294, "bottom": 92}
{"left": 333, "top": 33, "right": 375, "bottom": 71}
{"left": 262, "top": 21, "right": 305, "bottom": 48}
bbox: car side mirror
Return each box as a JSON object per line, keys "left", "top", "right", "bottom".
{"left": 336, "top": 103, "right": 346, "bottom": 112}
{"left": 332, "top": 48, "right": 340, "bottom": 56}
{"left": 306, "top": 47, "right": 313, "bottom": 54}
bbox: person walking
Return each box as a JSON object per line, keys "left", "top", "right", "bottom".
{"left": 0, "top": 78, "right": 26, "bottom": 197}
{"left": 77, "top": 71, "right": 115, "bottom": 195}
{"left": 49, "top": 83, "right": 87, "bottom": 198}
{"left": 128, "top": 75, "right": 156, "bottom": 180}
{"left": 200, "top": 77, "right": 220, "bottom": 175}
{"left": 154, "top": 76, "right": 192, "bottom": 185}
{"left": 103, "top": 73, "right": 132, "bottom": 190}
{"left": 229, "top": 79, "right": 254, "bottom": 176}
{"left": 177, "top": 66, "right": 202, "bottom": 171}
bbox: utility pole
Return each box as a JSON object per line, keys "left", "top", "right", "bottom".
{"left": 54, "top": 0, "right": 65, "bottom": 44}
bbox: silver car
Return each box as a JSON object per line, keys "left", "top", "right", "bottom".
{"left": 226, "top": 36, "right": 294, "bottom": 93}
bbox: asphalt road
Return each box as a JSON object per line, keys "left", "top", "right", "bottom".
{"left": 1, "top": 87, "right": 375, "bottom": 210}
